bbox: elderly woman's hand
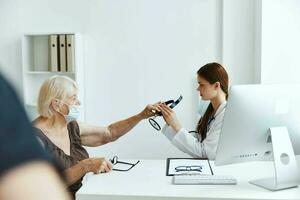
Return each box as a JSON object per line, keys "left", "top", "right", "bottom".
{"left": 82, "top": 157, "right": 113, "bottom": 174}
{"left": 138, "top": 102, "right": 161, "bottom": 119}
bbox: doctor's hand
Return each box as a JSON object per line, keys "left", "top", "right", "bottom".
{"left": 158, "top": 104, "right": 182, "bottom": 133}
{"left": 138, "top": 102, "right": 161, "bottom": 119}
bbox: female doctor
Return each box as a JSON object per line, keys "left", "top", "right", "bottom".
{"left": 158, "top": 62, "right": 229, "bottom": 160}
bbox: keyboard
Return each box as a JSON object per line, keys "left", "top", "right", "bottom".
{"left": 173, "top": 174, "right": 237, "bottom": 185}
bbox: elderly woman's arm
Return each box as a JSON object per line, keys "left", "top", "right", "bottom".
{"left": 64, "top": 157, "right": 112, "bottom": 186}
{"left": 79, "top": 114, "right": 144, "bottom": 147}
{"left": 79, "top": 104, "right": 160, "bottom": 147}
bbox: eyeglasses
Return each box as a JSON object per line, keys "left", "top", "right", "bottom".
{"left": 149, "top": 95, "right": 183, "bottom": 131}
{"left": 109, "top": 156, "right": 140, "bottom": 172}
{"left": 175, "top": 165, "right": 203, "bottom": 173}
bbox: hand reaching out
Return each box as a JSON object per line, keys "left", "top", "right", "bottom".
{"left": 139, "top": 102, "right": 162, "bottom": 119}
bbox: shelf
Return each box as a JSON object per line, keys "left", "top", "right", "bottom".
{"left": 26, "top": 71, "right": 75, "bottom": 75}
{"left": 22, "top": 33, "right": 85, "bottom": 121}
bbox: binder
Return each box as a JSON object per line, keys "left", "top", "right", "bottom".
{"left": 58, "top": 34, "right": 67, "bottom": 72}
{"left": 66, "top": 34, "right": 75, "bottom": 72}
{"left": 48, "top": 35, "right": 58, "bottom": 71}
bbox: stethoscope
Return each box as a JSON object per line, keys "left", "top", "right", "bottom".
{"left": 148, "top": 95, "right": 183, "bottom": 131}
{"left": 207, "top": 102, "right": 227, "bottom": 130}
{"left": 190, "top": 102, "right": 227, "bottom": 135}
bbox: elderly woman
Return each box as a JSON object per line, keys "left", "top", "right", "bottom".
{"left": 33, "top": 75, "right": 159, "bottom": 198}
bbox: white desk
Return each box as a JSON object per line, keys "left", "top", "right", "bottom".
{"left": 76, "top": 160, "right": 300, "bottom": 200}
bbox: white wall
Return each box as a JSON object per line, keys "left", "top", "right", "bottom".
{"left": 260, "top": 0, "right": 300, "bottom": 84}
{"left": 0, "top": 0, "right": 256, "bottom": 159}
{"left": 222, "top": 0, "right": 256, "bottom": 85}
{"left": 0, "top": 1, "right": 23, "bottom": 92}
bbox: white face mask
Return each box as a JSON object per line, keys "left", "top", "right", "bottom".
{"left": 197, "top": 98, "right": 210, "bottom": 117}
{"left": 56, "top": 99, "right": 81, "bottom": 123}
{"left": 65, "top": 104, "right": 81, "bottom": 123}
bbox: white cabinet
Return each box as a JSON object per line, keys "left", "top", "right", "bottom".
{"left": 21, "top": 33, "right": 85, "bottom": 121}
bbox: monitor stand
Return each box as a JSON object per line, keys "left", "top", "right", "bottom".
{"left": 249, "top": 126, "right": 300, "bottom": 191}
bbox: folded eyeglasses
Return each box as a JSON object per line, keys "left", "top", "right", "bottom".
{"left": 109, "top": 156, "right": 140, "bottom": 172}
{"left": 175, "top": 165, "right": 203, "bottom": 173}
{"left": 148, "top": 95, "right": 183, "bottom": 131}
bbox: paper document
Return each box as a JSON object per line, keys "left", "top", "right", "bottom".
{"left": 166, "top": 158, "right": 213, "bottom": 176}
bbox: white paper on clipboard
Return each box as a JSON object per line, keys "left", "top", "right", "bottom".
{"left": 166, "top": 158, "right": 213, "bottom": 176}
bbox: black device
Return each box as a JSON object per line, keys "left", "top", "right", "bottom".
{"left": 149, "top": 95, "right": 183, "bottom": 131}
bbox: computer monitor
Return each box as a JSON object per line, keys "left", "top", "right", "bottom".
{"left": 215, "top": 84, "right": 300, "bottom": 191}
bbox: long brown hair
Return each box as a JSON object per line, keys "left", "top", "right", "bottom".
{"left": 196, "top": 62, "right": 229, "bottom": 142}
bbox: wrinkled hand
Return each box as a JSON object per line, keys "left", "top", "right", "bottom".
{"left": 83, "top": 157, "right": 113, "bottom": 174}
{"left": 139, "top": 102, "right": 161, "bottom": 119}
{"left": 158, "top": 103, "right": 182, "bottom": 132}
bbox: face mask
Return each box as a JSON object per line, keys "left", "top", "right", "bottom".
{"left": 65, "top": 104, "right": 81, "bottom": 123}
{"left": 197, "top": 98, "right": 210, "bottom": 117}
{"left": 56, "top": 99, "right": 81, "bottom": 123}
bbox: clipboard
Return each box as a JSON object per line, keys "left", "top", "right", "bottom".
{"left": 166, "top": 158, "right": 213, "bottom": 176}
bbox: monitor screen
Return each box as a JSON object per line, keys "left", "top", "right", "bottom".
{"left": 215, "top": 84, "right": 300, "bottom": 166}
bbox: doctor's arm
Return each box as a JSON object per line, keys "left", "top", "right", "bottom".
{"left": 162, "top": 125, "right": 220, "bottom": 159}
{"left": 79, "top": 104, "right": 160, "bottom": 147}
{"left": 159, "top": 104, "right": 220, "bottom": 159}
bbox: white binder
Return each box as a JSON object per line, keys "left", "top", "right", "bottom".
{"left": 48, "top": 35, "right": 58, "bottom": 71}
{"left": 66, "top": 34, "right": 75, "bottom": 72}
{"left": 58, "top": 34, "right": 66, "bottom": 72}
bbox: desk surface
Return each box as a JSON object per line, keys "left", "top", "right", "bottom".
{"left": 77, "top": 159, "right": 300, "bottom": 200}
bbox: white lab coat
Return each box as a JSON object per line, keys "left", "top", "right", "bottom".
{"left": 162, "top": 101, "right": 227, "bottom": 160}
